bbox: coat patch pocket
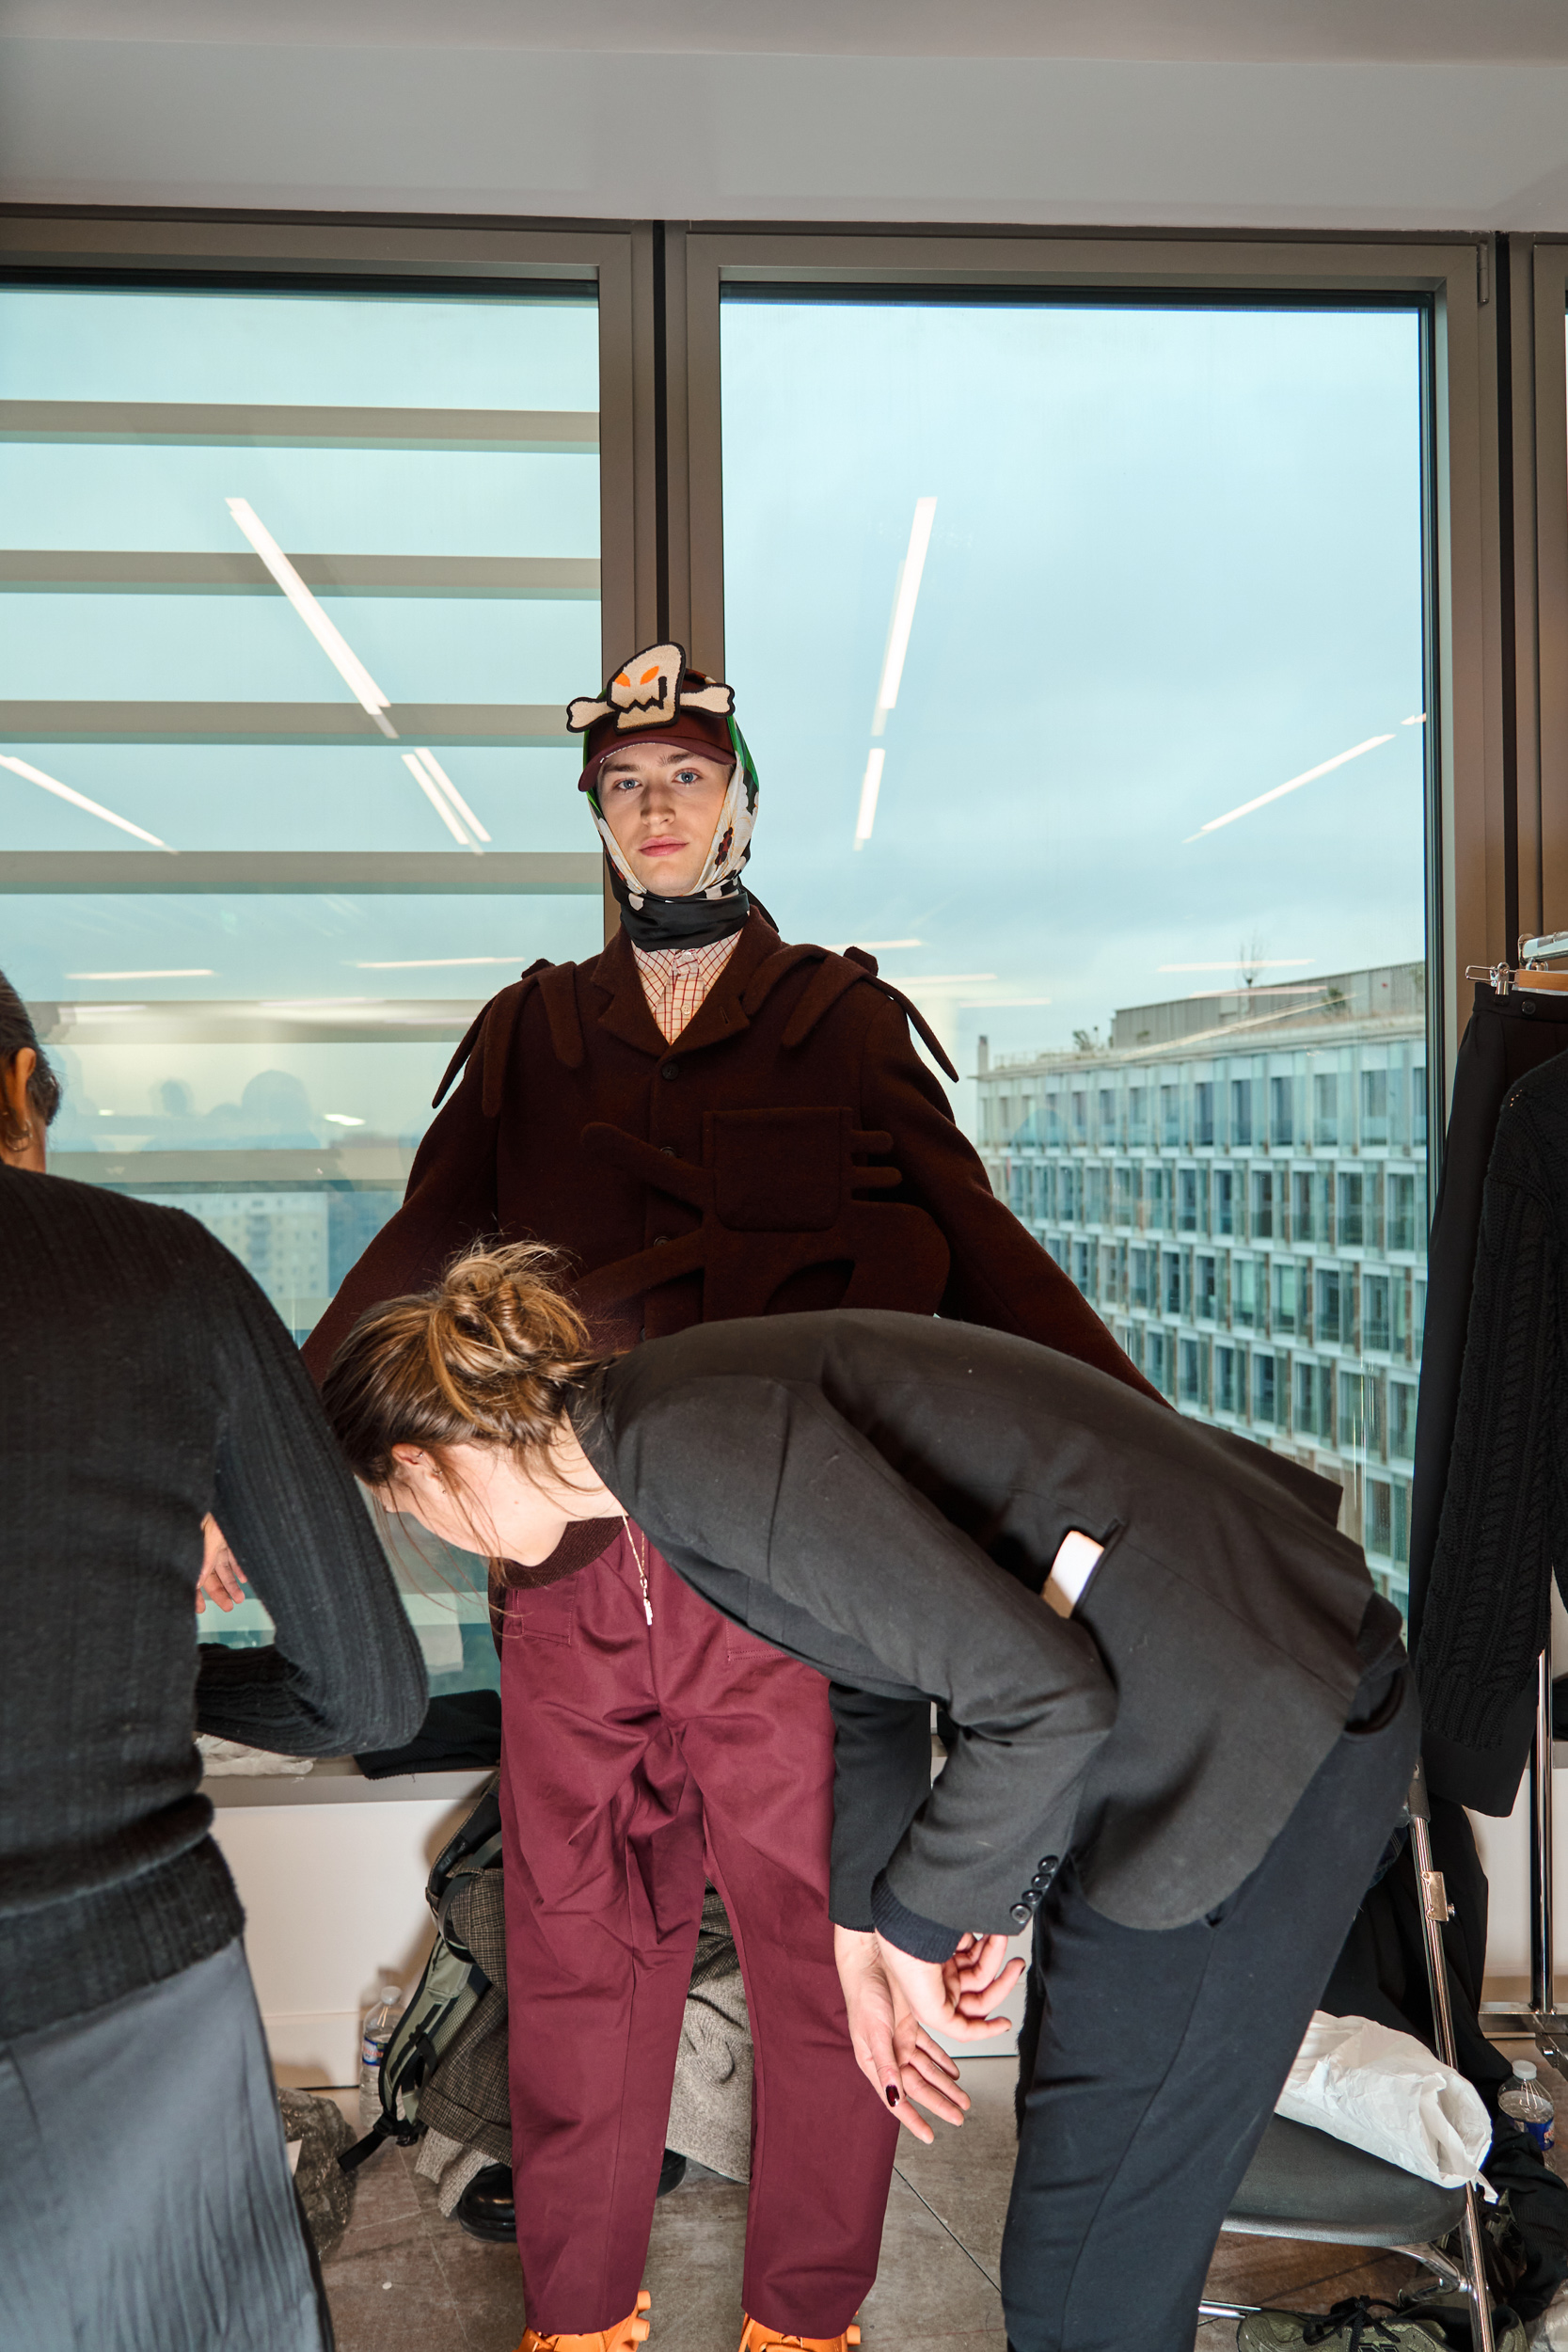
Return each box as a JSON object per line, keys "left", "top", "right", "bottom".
{"left": 709, "top": 1104, "right": 846, "bottom": 1232}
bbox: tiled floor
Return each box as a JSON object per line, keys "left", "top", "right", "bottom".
{"left": 319, "top": 2059, "right": 1429, "bottom": 2352}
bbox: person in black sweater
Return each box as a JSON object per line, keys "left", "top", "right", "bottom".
{"left": 0, "top": 976, "right": 427, "bottom": 2352}
{"left": 322, "top": 1243, "right": 1414, "bottom": 2352}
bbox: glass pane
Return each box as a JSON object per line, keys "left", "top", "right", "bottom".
{"left": 721, "top": 294, "right": 1428, "bottom": 1611}
{"left": 6, "top": 280, "right": 606, "bottom": 1677}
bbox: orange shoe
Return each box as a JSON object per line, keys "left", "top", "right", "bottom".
{"left": 737, "top": 2315, "right": 860, "bottom": 2352}
{"left": 515, "top": 2290, "right": 651, "bottom": 2352}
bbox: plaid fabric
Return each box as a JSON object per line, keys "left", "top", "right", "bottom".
{"left": 418, "top": 1872, "right": 754, "bottom": 2185}
{"left": 632, "top": 930, "right": 742, "bottom": 1043}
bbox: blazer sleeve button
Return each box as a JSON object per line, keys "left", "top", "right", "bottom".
{"left": 1008, "top": 1901, "right": 1032, "bottom": 1930}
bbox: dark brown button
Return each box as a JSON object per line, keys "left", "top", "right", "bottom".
{"left": 652, "top": 1234, "right": 669, "bottom": 1247}
{"left": 660, "top": 1144, "right": 676, "bottom": 1156}
{"left": 660, "top": 1062, "right": 680, "bottom": 1079}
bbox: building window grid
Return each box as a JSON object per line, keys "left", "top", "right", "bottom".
{"left": 982, "top": 977, "right": 1424, "bottom": 1607}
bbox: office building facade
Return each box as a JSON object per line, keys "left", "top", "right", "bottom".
{"left": 975, "top": 965, "right": 1427, "bottom": 1608}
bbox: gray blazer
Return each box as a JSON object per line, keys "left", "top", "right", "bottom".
{"left": 581, "top": 1311, "right": 1397, "bottom": 1946}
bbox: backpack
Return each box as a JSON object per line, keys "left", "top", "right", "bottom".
{"left": 339, "top": 1778, "right": 504, "bottom": 2174}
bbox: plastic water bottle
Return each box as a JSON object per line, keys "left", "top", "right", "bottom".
{"left": 357, "top": 1984, "right": 402, "bottom": 2131}
{"left": 1498, "top": 2058, "right": 1555, "bottom": 2154}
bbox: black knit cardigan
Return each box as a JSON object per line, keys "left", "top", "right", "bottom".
{"left": 1416, "top": 1052, "right": 1568, "bottom": 1755}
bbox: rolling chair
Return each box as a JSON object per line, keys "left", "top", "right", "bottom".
{"left": 1198, "top": 1761, "right": 1497, "bottom": 2350}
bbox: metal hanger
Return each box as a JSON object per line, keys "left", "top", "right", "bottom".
{"left": 1466, "top": 930, "right": 1568, "bottom": 995}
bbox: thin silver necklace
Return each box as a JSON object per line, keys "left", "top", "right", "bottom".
{"left": 625, "top": 1518, "right": 653, "bottom": 1625}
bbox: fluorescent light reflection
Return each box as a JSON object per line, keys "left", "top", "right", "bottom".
{"left": 226, "top": 498, "right": 396, "bottom": 735}
{"left": 0, "top": 753, "right": 171, "bottom": 850}
{"left": 323, "top": 1113, "right": 365, "bottom": 1127}
{"left": 355, "top": 956, "right": 520, "bottom": 969}
{"left": 66, "top": 967, "right": 214, "bottom": 980}
{"left": 412, "top": 748, "right": 489, "bottom": 844}
{"left": 854, "top": 748, "right": 886, "bottom": 849}
{"left": 402, "top": 753, "right": 478, "bottom": 850}
{"left": 1187, "top": 734, "right": 1395, "bottom": 842}
{"left": 824, "top": 938, "right": 924, "bottom": 953}
{"left": 872, "top": 497, "right": 938, "bottom": 735}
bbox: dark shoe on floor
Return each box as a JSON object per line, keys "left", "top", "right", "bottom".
{"left": 455, "top": 2163, "right": 516, "bottom": 2242}
{"left": 455, "top": 2150, "right": 688, "bottom": 2243}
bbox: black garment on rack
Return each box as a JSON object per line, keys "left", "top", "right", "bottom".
{"left": 1409, "top": 981, "right": 1568, "bottom": 1812}
{"left": 1415, "top": 1042, "right": 1568, "bottom": 1799}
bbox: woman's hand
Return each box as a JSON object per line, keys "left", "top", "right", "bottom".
{"left": 196, "top": 1514, "right": 247, "bottom": 1615}
{"left": 833, "top": 1925, "right": 971, "bottom": 2144}
{"left": 874, "top": 1929, "right": 1025, "bottom": 2048}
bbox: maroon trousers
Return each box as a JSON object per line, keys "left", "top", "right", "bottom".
{"left": 499, "top": 1529, "right": 898, "bottom": 2335}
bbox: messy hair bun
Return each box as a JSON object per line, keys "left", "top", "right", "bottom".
{"left": 322, "top": 1240, "right": 601, "bottom": 1493}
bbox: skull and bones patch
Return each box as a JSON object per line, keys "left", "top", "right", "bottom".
{"left": 567, "top": 642, "right": 735, "bottom": 737}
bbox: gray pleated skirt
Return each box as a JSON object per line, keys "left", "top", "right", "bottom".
{"left": 0, "top": 1937, "right": 330, "bottom": 2352}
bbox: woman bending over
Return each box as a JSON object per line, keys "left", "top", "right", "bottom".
{"left": 323, "top": 1243, "right": 1415, "bottom": 2352}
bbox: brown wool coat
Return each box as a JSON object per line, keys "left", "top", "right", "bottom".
{"left": 303, "top": 914, "right": 1157, "bottom": 1400}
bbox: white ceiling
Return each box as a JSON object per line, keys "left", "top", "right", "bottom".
{"left": 5, "top": 2, "right": 1568, "bottom": 229}
{"left": 10, "top": 0, "right": 1568, "bottom": 63}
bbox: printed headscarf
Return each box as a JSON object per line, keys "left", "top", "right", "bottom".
{"left": 567, "top": 643, "right": 761, "bottom": 948}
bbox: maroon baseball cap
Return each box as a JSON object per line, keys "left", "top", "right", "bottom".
{"left": 566, "top": 641, "right": 736, "bottom": 795}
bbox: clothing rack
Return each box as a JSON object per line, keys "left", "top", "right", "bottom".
{"left": 1477, "top": 1660, "right": 1568, "bottom": 2074}
{"left": 1461, "top": 934, "right": 1568, "bottom": 2069}
{"left": 1465, "top": 928, "right": 1568, "bottom": 997}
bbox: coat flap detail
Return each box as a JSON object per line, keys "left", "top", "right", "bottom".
{"left": 537, "top": 962, "right": 586, "bottom": 1071}
{"left": 432, "top": 961, "right": 552, "bottom": 1112}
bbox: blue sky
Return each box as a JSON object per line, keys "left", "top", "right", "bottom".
{"left": 721, "top": 298, "right": 1428, "bottom": 1100}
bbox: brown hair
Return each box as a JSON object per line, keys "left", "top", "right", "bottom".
{"left": 321, "top": 1241, "right": 603, "bottom": 1515}
{"left": 0, "top": 970, "right": 62, "bottom": 1137}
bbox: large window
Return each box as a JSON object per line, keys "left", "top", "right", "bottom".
{"left": 718, "top": 285, "right": 1433, "bottom": 1603}
{"left": 3, "top": 277, "right": 605, "bottom": 1341}
{"left": 4, "top": 266, "right": 614, "bottom": 1681}
{"left": 8, "top": 223, "right": 1513, "bottom": 1636}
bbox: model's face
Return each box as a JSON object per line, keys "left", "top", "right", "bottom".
{"left": 382, "top": 1441, "right": 573, "bottom": 1565}
{"left": 596, "top": 742, "right": 733, "bottom": 898}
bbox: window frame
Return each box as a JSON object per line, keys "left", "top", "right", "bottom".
{"left": 0, "top": 210, "right": 659, "bottom": 945}
{"left": 1521, "top": 239, "right": 1568, "bottom": 952}
{"left": 673, "top": 225, "right": 1505, "bottom": 1144}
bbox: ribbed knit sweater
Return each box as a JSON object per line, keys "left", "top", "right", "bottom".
{"left": 0, "top": 1168, "right": 427, "bottom": 2037}
{"left": 1416, "top": 1053, "right": 1568, "bottom": 1747}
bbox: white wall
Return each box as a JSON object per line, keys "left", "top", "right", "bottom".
{"left": 208, "top": 1765, "right": 490, "bottom": 2088}
{"left": 8, "top": 2, "right": 1568, "bottom": 230}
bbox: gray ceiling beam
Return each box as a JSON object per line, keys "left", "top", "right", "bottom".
{"left": 0, "top": 851, "right": 602, "bottom": 893}
{"left": 0, "top": 701, "right": 572, "bottom": 745}
{"left": 36, "top": 999, "right": 490, "bottom": 1047}
{"left": 0, "top": 551, "right": 601, "bottom": 598}
{"left": 0, "top": 401, "right": 598, "bottom": 452}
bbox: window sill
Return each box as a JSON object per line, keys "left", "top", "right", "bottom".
{"left": 203, "top": 1756, "right": 495, "bottom": 1809}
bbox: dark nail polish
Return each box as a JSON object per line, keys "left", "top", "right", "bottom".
{"left": 885, "top": 2085, "right": 899, "bottom": 2106}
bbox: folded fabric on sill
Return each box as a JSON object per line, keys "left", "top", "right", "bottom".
{"left": 198, "top": 1734, "right": 313, "bottom": 1778}
{"left": 1276, "top": 2010, "right": 1494, "bottom": 2191}
{"left": 356, "top": 1690, "right": 502, "bottom": 1779}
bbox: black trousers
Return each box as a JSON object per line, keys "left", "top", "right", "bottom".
{"left": 1003, "top": 1669, "right": 1419, "bottom": 2352}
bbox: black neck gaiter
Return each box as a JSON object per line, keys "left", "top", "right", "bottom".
{"left": 608, "top": 860, "right": 754, "bottom": 951}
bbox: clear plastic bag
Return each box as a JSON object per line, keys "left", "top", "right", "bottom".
{"left": 1275, "top": 2011, "right": 1493, "bottom": 2191}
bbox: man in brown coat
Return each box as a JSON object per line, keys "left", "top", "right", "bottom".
{"left": 305, "top": 644, "right": 1154, "bottom": 2352}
